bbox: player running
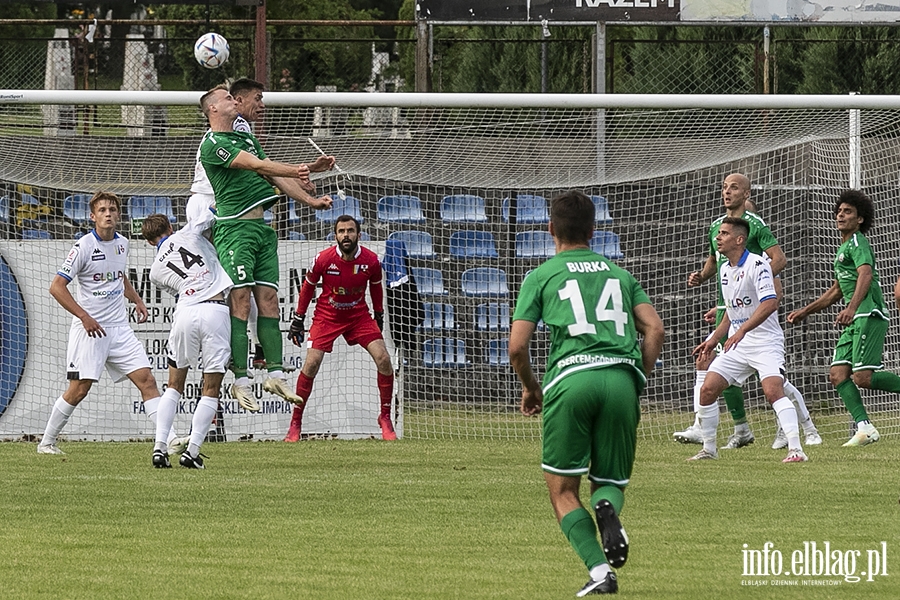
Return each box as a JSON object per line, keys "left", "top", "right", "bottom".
{"left": 788, "top": 190, "right": 900, "bottom": 446}
{"left": 285, "top": 215, "right": 397, "bottom": 441}
{"left": 509, "top": 191, "right": 664, "bottom": 596}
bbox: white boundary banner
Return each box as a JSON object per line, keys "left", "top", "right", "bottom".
{"left": 0, "top": 240, "right": 386, "bottom": 441}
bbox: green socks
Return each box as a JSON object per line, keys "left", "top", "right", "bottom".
{"left": 560, "top": 508, "right": 607, "bottom": 571}
{"left": 230, "top": 316, "right": 249, "bottom": 378}
{"left": 723, "top": 385, "right": 747, "bottom": 424}
{"left": 257, "top": 316, "right": 283, "bottom": 372}
{"left": 590, "top": 485, "right": 625, "bottom": 515}
{"left": 836, "top": 379, "right": 869, "bottom": 423}
{"left": 870, "top": 371, "right": 900, "bottom": 394}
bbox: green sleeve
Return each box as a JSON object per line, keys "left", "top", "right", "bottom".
{"left": 200, "top": 136, "right": 239, "bottom": 169}
{"left": 512, "top": 269, "right": 542, "bottom": 323}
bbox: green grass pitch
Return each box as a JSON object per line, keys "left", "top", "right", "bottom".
{"left": 1, "top": 436, "right": 898, "bottom": 599}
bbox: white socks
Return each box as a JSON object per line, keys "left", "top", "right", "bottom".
{"left": 590, "top": 563, "right": 612, "bottom": 582}
{"left": 154, "top": 388, "right": 181, "bottom": 450}
{"left": 143, "top": 395, "right": 177, "bottom": 446}
{"left": 188, "top": 396, "right": 219, "bottom": 458}
{"left": 698, "top": 402, "right": 719, "bottom": 454}
{"left": 40, "top": 396, "right": 76, "bottom": 446}
{"left": 691, "top": 371, "right": 707, "bottom": 429}
{"left": 772, "top": 397, "right": 801, "bottom": 450}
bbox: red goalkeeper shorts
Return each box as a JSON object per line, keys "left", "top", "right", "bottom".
{"left": 307, "top": 311, "right": 383, "bottom": 353}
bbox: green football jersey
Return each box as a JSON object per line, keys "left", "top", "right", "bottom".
{"left": 709, "top": 210, "right": 779, "bottom": 308}
{"left": 199, "top": 129, "right": 279, "bottom": 219}
{"left": 513, "top": 247, "right": 651, "bottom": 394}
{"left": 834, "top": 231, "right": 888, "bottom": 320}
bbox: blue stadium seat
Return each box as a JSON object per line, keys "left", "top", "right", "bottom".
{"left": 515, "top": 230, "right": 555, "bottom": 259}
{"left": 591, "top": 195, "right": 613, "bottom": 224}
{"left": 411, "top": 267, "right": 448, "bottom": 297}
{"left": 286, "top": 198, "right": 302, "bottom": 227}
{"left": 440, "top": 195, "right": 488, "bottom": 223}
{"left": 63, "top": 194, "right": 93, "bottom": 228}
{"left": 315, "top": 195, "right": 364, "bottom": 224}
{"left": 418, "top": 302, "right": 455, "bottom": 332}
{"left": 0, "top": 195, "right": 10, "bottom": 224}
{"left": 263, "top": 208, "right": 274, "bottom": 225}
{"left": 502, "top": 195, "right": 549, "bottom": 224}
{"left": 474, "top": 302, "right": 510, "bottom": 332}
{"left": 127, "top": 196, "right": 176, "bottom": 223}
{"left": 377, "top": 195, "right": 426, "bottom": 224}
{"left": 22, "top": 229, "right": 51, "bottom": 240}
{"left": 461, "top": 267, "right": 509, "bottom": 298}
{"left": 449, "top": 230, "right": 499, "bottom": 259}
{"left": 325, "top": 231, "right": 371, "bottom": 241}
{"left": 590, "top": 231, "right": 624, "bottom": 260}
{"left": 486, "top": 339, "right": 511, "bottom": 366}
{"left": 422, "top": 338, "right": 468, "bottom": 368}
{"left": 388, "top": 230, "right": 436, "bottom": 260}
{"left": 288, "top": 231, "right": 306, "bottom": 241}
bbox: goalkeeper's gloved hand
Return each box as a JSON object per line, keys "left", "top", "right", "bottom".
{"left": 289, "top": 312, "right": 306, "bottom": 346}
{"left": 374, "top": 311, "right": 384, "bottom": 332}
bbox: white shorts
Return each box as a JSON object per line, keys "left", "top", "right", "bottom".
{"left": 66, "top": 324, "right": 151, "bottom": 383}
{"left": 168, "top": 301, "right": 231, "bottom": 372}
{"left": 708, "top": 343, "right": 784, "bottom": 386}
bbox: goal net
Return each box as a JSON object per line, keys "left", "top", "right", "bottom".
{"left": 1, "top": 91, "right": 899, "bottom": 443}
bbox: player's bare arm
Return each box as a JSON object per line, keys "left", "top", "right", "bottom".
{"left": 688, "top": 254, "right": 717, "bottom": 287}
{"left": 693, "top": 314, "right": 729, "bottom": 358}
{"left": 123, "top": 276, "right": 149, "bottom": 323}
{"left": 634, "top": 302, "right": 664, "bottom": 376}
{"left": 229, "top": 150, "right": 307, "bottom": 179}
{"left": 271, "top": 175, "right": 333, "bottom": 210}
{"left": 893, "top": 275, "right": 900, "bottom": 312}
{"left": 306, "top": 155, "right": 335, "bottom": 173}
{"left": 508, "top": 319, "right": 542, "bottom": 416}
{"left": 786, "top": 280, "right": 842, "bottom": 324}
{"left": 49, "top": 274, "right": 105, "bottom": 337}
{"left": 835, "top": 264, "right": 873, "bottom": 327}
{"left": 723, "top": 297, "right": 778, "bottom": 352}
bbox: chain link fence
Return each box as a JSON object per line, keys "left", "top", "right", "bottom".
{"left": 3, "top": 22, "right": 900, "bottom": 95}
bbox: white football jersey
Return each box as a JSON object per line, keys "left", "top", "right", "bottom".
{"left": 57, "top": 232, "right": 131, "bottom": 327}
{"left": 190, "top": 115, "right": 252, "bottom": 196}
{"left": 719, "top": 249, "right": 783, "bottom": 348}
{"left": 149, "top": 219, "right": 232, "bottom": 307}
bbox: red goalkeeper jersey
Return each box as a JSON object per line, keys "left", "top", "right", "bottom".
{"left": 297, "top": 245, "right": 384, "bottom": 320}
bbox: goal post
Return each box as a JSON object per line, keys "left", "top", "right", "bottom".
{"left": 1, "top": 90, "right": 899, "bottom": 443}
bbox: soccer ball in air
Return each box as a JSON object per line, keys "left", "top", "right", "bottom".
{"left": 194, "top": 33, "right": 230, "bottom": 69}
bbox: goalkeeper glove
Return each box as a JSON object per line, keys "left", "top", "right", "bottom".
{"left": 289, "top": 312, "right": 306, "bottom": 346}
{"left": 374, "top": 311, "right": 384, "bottom": 332}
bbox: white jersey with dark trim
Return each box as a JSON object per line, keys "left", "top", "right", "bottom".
{"left": 149, "top": 219, "right": 232, "bottom": 307}
{"left": 719, "top": 249, "right": 783, "bottom": 349}
{"left": 57, "top": 231, "right": 131, "bottom": 328}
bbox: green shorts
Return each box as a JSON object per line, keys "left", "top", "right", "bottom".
{"left": 541, "top": 365, "right": 641, "bottom": 487}
{"left": 212, "top": 218, "right": 279, "bottom": 289}
{"left": 832, "top": 316, "right": 888, "bottom": 372}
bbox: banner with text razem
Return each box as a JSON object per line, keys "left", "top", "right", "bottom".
{"left": 417, "top": 0, "right": 680, "bottom": 22}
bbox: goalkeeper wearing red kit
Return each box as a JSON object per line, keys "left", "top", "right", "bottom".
{"left": 285, "top": 214, "right": 397, "bottom": 441}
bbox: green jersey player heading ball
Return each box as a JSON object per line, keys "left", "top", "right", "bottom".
{"left": 509, "top": 190, "right": 664, "bottom": 597}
